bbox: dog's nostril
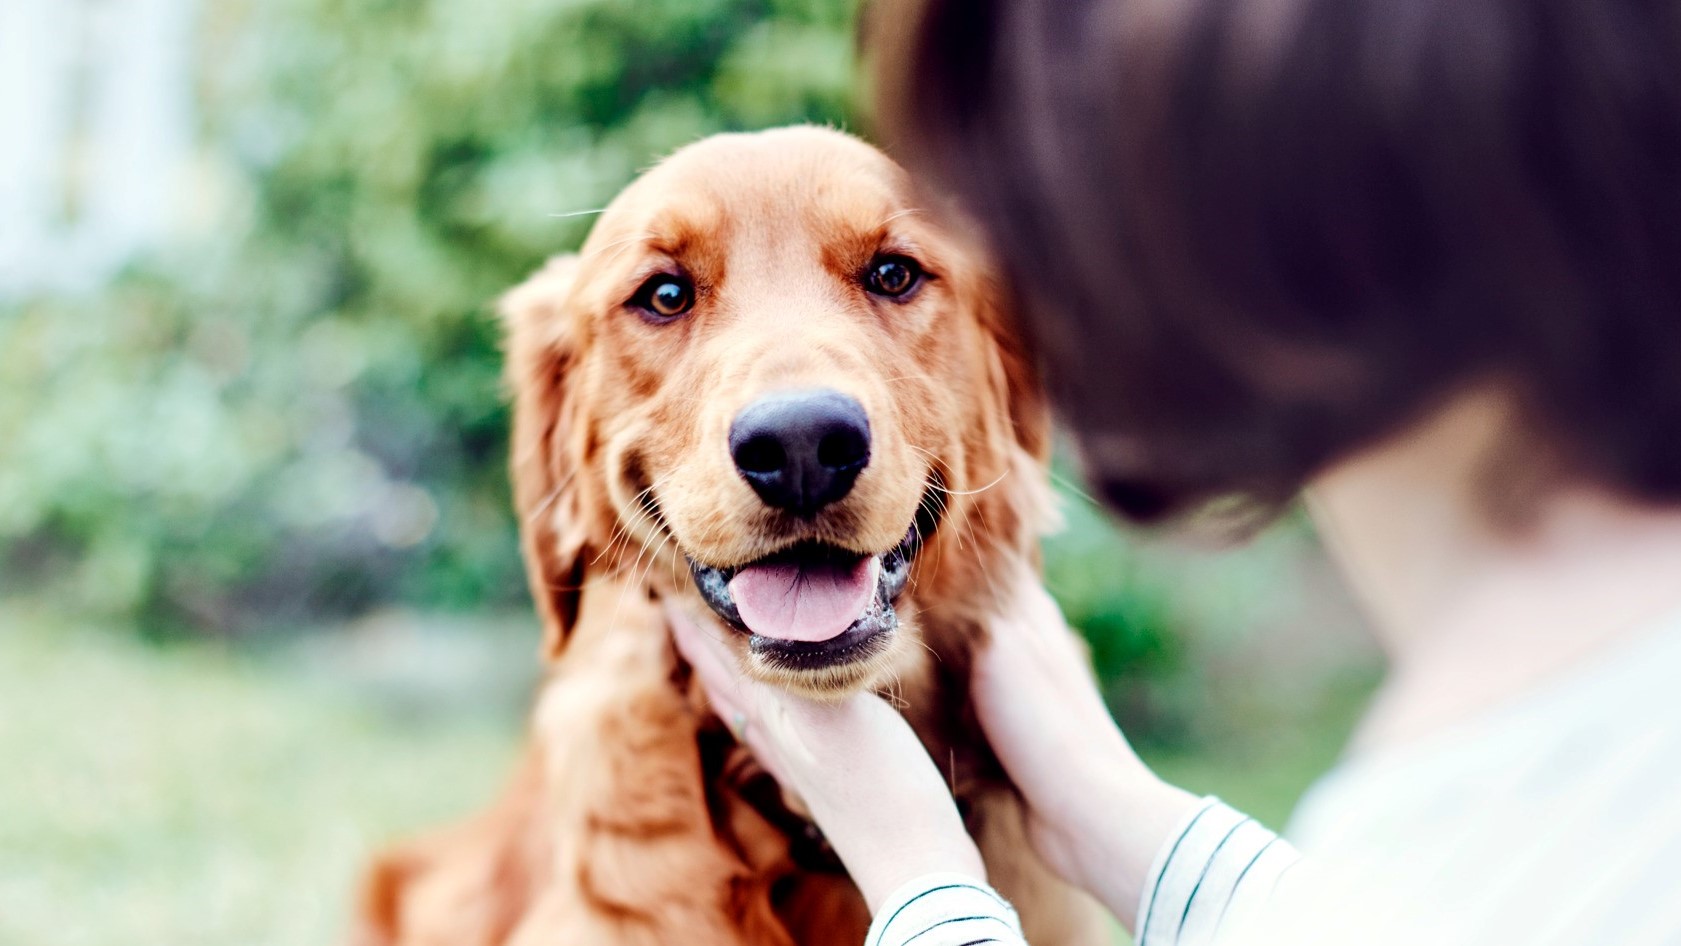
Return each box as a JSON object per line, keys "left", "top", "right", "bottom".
{"left": 818, "top": 428, "right": 868, "bottom": 470}
{"left": 735, "top": 435, "right": 786, "bottom": 476}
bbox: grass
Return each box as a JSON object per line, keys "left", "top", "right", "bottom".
{"left": 0, "top": 602, "right": 524, "bottom": 946}
{"left": 0, "top": 599, "right": 1367, "bottom": 946}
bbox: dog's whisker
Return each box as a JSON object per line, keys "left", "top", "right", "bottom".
{"left": 585, "top": 230, "right": 656, "bottom": 267}
{"left": 876, "top": 207, "right": 925, "bottom": 229}
{"left": 607, "top": 518, "right": 675, "bottom": 633}
{"left": 592, "top": 487, "right": 654, "bottom": 566}
{"left": 908, "top": 454, "right": 1013, "bottom": 499}
{"left": 919, "top": 482, "right": 963, "bottom": 556}
{"left": 593, "top": 474, "right": 677, "bottom": 599}
{"left": 595, "top": 509, "right": 652, "bottom": 568}
{"left": 908, "top": 632, "right": 942, "bottom": 666}
{"left": 937, "top": 469, "right": 1012, "bottom": 498}
{"left": 547, "top": 207, "right": 608, "bottom": 219}
{"left": 1048, "top": 466, "right": 1099, "bottom": 504}
{"left": 622, "top": 486, "right": 679, "bottom": 593}
{"left": 642, "top": 527, "right": 677, "bottom": 585}
{"left": 877, "top": 372, "right": 942, "bottom": 387}
{"left": 627, "top": 540, "right": 672, "bottom": 612}
{"left": 525, "top": 474, "right": 573, "bottom": 526}
{"left": 883, "top": 669, "right": 909, "bottom": 711}
{"left": 610, "top": 485, "right": 674, "bottom": 581}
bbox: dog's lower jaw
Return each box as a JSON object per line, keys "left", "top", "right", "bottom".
{"left": 742, "top": 625, "right": 911, "bottom": 700}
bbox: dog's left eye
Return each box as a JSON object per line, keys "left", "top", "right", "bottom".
{"left": 863, "top": 255, "right": 923, "bottom": 298}
{"left": 630, "top": 274, "right": 695, "bottom": 320}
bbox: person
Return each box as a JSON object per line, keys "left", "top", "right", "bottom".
{"left": 667, "top": 0, "right": 1681, "bottom": 942}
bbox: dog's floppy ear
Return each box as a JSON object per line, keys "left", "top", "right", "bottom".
{"left": 990, "top": 295, "right": 1052, "bottom": 464}
{"left": 977, "top": 270, "right": 1061, "bottom": 552}
{"left": 976, "top": 269, "right": 1053, "bottom": 463}
{"left": 501, "top": 254, "right": 590, "bottom": 659}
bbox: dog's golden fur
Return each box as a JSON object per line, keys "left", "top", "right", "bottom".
{"left": 353, "top": 126, "right": 1111, "bottom": 945}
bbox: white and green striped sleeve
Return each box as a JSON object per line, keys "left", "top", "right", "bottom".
{"left": 865, "top": 872, "right": 1028, "bottom": 946}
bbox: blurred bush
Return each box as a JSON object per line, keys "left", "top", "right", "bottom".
{"left": 0, "top": 0, "right": 857, "bottom": 634}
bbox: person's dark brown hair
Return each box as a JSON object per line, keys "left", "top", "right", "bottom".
{"left": 871, "top": 0, "right": 1681, "bottom": 523}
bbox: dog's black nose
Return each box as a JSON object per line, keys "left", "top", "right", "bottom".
{"left": 730, "top": 390, "right": 871, "bottom": 517}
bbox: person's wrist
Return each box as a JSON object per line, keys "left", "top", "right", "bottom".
{"left": 814, "top": 787, "right": 985, "bottom": 912}
{"left": 849, "top": 834, "right": 986, "bottom": 913}
{"left": 778, "top": 694, "right": 987, "bottom": 913}
{"left": 1030, "top": 721, "right": 1153, "bottom": 836}
{"left": 1066, "top": 764, "right": 1201, "bottom": 928}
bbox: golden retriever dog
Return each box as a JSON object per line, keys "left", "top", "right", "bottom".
{"left": 354, "top": 126, "right": 1111, "bottom": 946}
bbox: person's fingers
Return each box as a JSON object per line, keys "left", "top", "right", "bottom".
{"left": 668, "top": 604, "right": 986, "bottom": 907}
{"left": 664, "top": 603, "right": 801, "bottom": 781}
{"left": 666, "top": 602, "right": 720, "bottom": 666}
{"left": 667, "top": 603, "right": 749, "bottom": 702}
{"left": 666, "top": 605, "right": 752, "bottom": 723}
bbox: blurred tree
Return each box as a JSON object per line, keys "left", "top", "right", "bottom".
{"left": 0, "top": 0, "right": 858, "bottom": 634}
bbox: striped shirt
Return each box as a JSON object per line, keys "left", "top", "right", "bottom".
{"left": 872, "top": 606, "right": 1681, "bottom": 946}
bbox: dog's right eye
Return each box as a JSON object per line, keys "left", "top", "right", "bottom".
{"left": 629, "top": 274, "right": 695, "bottom": 320}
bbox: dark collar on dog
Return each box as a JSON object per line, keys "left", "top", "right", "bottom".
{"left": 734, "top": 769, "right": 847, "bottom": 875}
{"left": 698, "top": 723, "right": 848, "bottom": 876}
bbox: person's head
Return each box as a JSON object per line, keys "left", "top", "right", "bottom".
{"left": 873, "top": 0, "right": 1681, "bottom": 526}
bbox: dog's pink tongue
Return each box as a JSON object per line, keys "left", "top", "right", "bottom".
{"left": 729, "top": 556, "right": 878, "bottom": 642}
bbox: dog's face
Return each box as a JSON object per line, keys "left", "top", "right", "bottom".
{"left": 504, "top": 127, "right": 1047, "bottom": 698}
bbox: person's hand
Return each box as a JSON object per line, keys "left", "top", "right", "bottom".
{"left": 972, "top": 559, "right": 1202, "bottom": 928}
{"left": 666, "top": 604, "right": 986, "bottom": 911}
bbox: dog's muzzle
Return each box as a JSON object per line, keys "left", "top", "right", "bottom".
{"left": 685, "top": 486, "right": 939, "bottom": 672}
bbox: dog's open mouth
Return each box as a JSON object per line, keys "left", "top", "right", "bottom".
{"left": 686, "top": 489, "right": 939, "bottom": 673}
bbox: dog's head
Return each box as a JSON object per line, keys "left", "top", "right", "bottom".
{"left": 503, "top": 127, "right": 1050, "bottom": 698}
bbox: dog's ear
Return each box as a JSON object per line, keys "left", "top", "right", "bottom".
{"left": 501, "top": 254, "right": 591, "bottom": 659}
{"left": 974, "top": 268, "right": 1053, "bottom": 463}
{"left": 978, "top": 271, "right": 1062, "bottom": 554}
{"left": 989, "top": 289, "right": 1053, "bottom": 464}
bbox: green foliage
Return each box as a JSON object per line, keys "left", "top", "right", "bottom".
{"left": 1, "top": 0, "right": 859, "bottom": 633}
{"left": 1045, "top": 489, "right": 1187, "bottom": 741}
